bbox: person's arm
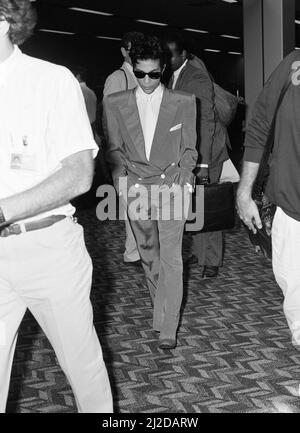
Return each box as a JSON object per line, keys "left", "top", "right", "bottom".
{"left": 236, "top": 51, "right": 294, "bottom": 232}
{"left": 184, "top": 69, "right": 215, "bottom": 168}
{"left": 0, "top": 150, "right": 94, "bottom": 225}
{"left": 102, "top": 96, "right": 126, "bottom": 190}
{"left": 236, "top": 80, "right": 272, "bottom": 233}
{"left": 236, "top": 162, "right": 262, "bottom": 233}
{"left": 178, "top": 95, "right": 198, "bottom": 187}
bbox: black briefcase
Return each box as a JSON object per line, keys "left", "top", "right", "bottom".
{"left": 186, "top": 182, "right": 235, "bottom": 233}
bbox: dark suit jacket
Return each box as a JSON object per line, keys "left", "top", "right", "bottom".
{"left": 171, "top": 60, "right": 228, "bottom": 167}
{"left": 103, "top": 87, "right": 198, "bottom": 189}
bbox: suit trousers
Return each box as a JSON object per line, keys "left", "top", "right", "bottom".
{"left": 272, "top": 207, "right": 300, "bottom": 347}
{"left": 0, "top": 217, "right": 113, "bottom": 413}
{"left": 127, "top": 184, "right": 190, "bottom": 339}
{"left": 124, "top": 218, "right": 140, "bottom": 262}
{"left": 192, "top": 163, "right": 224, "bottom": 267}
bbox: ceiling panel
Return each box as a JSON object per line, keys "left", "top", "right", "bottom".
{"left": 34, "top": 0, "right": 244, "bottom": 53}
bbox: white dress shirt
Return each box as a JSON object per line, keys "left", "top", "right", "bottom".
{"left": 136, "top": 84, "right": 164, "bottom": 160}
{"left": 0, "top": 46, "right": 98, "bottom": 222}
{"left": 172, "top": 59, "right": 188, "bottom": 89}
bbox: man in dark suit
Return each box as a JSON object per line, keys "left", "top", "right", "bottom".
{"left": 164, "top": 34, "right": 229, "bottom": 278}
{"left": 103, "top": 32, "right": 144, "bottom": 265}
{"left": 103, "top": 36, "right": 197, "bottom": 349}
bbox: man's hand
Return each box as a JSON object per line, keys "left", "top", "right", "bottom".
{"left": 236, "top": 191, "right": 262, "bottom": 234}
{"left": 185, "top": 183, "right": 194, "bottom": 193}
{"left": 195, "top": 166, "right": 210, "bottom": 184}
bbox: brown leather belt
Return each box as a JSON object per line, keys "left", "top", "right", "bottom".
{"left": 0, "top": 215, "right": 66, "bottom": 237}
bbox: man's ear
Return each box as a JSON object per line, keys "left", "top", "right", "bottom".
{"left": 182, "top": 49, "right": 188, "bottom": 61}
{"left": 0, "top": 19, "right": 10, "bottom": 38}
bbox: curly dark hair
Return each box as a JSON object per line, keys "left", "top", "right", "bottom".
{"left": 0, "top": 0, "right": 37, "bottom": 45}
{"left": 130, "top": 35, "right": 165, "bottom": 68}
{"left": 121, "top": 31, "right": 144, "bottom": 52}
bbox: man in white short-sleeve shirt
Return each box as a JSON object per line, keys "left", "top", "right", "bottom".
{"left": 0, "top": 0, "right": 112, "bottom": 413}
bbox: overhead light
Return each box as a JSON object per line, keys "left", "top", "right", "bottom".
{"left": 295, "top": 47, "right": 300, "bottom": 50}
{"left": 204, "top": 49, "right": 221, "bottom": 53}
{"left": 136, "top": 19, "right": 167, "bottom": 26}
{"left": 39, "top": 29, "right": 75, "bottom": 35}
{"left": 295, "top": 20, "right": 300, "bottom": 25}
{"left": 69, "top": 7, "right": 113, "bottom": 16}
{"left": 184, "top": 28, "right": 208, "bottom": 34}
{"left": 96, "top": 36, "right": 122, "bottom": 41}
{"left": 220, "top": 34, "right": 240, "bottom": 39}
{"left": 222, "top": 0, "right": 238, "bottom": 3}
{"left": 228, "top": 51, "right": 242, "bottom": 55}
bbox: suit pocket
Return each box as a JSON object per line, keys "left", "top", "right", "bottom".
{"left": 170, "top": 123, "right": 182, "bottom": 132}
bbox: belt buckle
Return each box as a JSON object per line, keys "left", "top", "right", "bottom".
{"left": 0, "top": 227, "right": 10, "bottom": 237}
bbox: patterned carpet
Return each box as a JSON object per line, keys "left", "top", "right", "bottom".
{"left": 6, "top": 206, "right": 300, "bottom": 413}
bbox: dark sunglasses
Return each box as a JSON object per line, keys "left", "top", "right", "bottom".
{"left": 133, "top": 70, "right": 162, "bottom": 80}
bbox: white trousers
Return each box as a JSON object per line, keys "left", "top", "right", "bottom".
{"left": 0, "top": 217, "right": 113, "bottom": 413}
{"left": 272, "top": 207, "right": 300, "bottom": 346}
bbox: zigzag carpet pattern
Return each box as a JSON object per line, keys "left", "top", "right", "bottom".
{"left": 6, "top": 208, "right": 300, "bottom": 413}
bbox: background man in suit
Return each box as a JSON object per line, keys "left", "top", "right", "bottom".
{"left": 164, "top": 34, "right": 229, "bottom": 279}
{"left": 103, "top": 31, "right": 144, "bottom": 265}
{"left": 74, "top": 65, "right": 97, "bottom": 128}
{"left": 103, "top": 35, "right": 197, "bottom": 349}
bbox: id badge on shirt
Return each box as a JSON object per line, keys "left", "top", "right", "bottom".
{"left": 10, "top": 135, "right": 36, "bottom": 171}
{"left": 10, "top": 153, "right": 36, "bottom": 170}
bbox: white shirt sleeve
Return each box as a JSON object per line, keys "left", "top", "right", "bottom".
{"left": 47, "top": 67, "right": 98, "bottom": 162}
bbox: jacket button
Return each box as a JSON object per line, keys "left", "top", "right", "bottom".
{"left": 138, "top": 177, "right": 142, "bottom": 180}
{"left": 171, "top": 162, "right": 175, "bottom": 166}
{"left": 161, "top": 174, "right": 166, "bottom": 179}
{"left": 134, "top": 183, "right": 139, "bottom": 188}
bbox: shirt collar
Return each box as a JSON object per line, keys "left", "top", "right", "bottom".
{"left": 136, "top": 83, "right": 164, "bottom": 100}
{"left": 173, "top": 59, "right": 188, "bottom": 79}
{"left": 0, "top": 45, "right": 22, "bottom": 87}
{"left": 0, "top": 45, "right": 21, "bottom": 72}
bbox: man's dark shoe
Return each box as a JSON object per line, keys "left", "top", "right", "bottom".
{"left": 184, "top": 255, "right": 199, "bottom": 266}
{"left": 202, "top": 265, "right": 219, "bottom": 278}
{"left": 125, "top": 260, "right": 142, "bottom": 267}
{"left": 158, "top": 337, "right": 177, "bottom": 350}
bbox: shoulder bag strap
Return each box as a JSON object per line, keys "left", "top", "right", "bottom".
{"left": 119, "top": 68, "right": 128, "bottom": 91}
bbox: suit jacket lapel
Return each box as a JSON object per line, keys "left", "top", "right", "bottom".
{"left": 119, "top": 89, "right": 146, "bottom": 161}
{"left": 149, "top": 88, "right": 177, "bottom": 163}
